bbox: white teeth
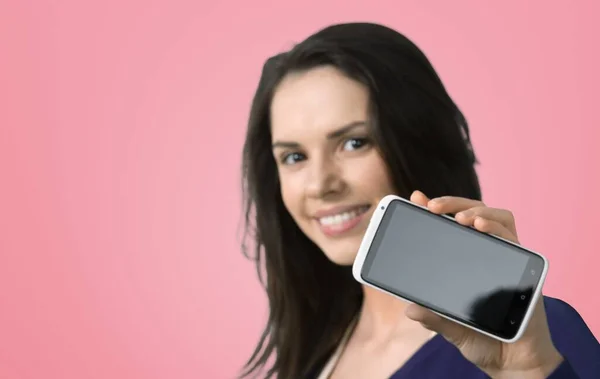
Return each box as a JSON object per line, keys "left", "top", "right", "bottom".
{"left": 319, "top": 207, "right": 368, "bottom": 226}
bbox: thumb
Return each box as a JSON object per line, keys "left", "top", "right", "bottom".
{"left": 405, "top": 303, "right": 469, "bottom": 347}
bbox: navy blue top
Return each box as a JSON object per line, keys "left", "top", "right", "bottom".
{"left": 311, "top": 296, "right": 600, "bottom": 378}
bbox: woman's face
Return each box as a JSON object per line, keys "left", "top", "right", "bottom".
{"left": 270, "top": 65, "right": 397, "bottom": 265}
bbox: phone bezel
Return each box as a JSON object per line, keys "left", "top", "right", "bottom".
{"left": 352, "top": 194, "right": 549, "bottom": 344}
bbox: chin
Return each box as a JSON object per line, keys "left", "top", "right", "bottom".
{"left": 321, "top": 244, "right": 360, "bottom": 266}
{"left": 329, "top": 256, "right": 356, "bottom": 266}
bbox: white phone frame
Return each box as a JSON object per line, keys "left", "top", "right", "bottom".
{"left": 352, "top": 194, "right": 549, "bottom": 344}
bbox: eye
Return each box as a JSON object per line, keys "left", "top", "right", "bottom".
{"left": 281, "top": 152, "right": 306, "bottom": 165}
{"left": 342, "top": 137, "right": 369, "bottom": 151}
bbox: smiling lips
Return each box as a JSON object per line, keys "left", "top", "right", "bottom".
{"left": 315, "top": 205, "right": 371, "bottom": 237}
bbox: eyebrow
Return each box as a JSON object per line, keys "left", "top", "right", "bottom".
{"left": 271, "top": 121, "right": 368, "bottom": 149}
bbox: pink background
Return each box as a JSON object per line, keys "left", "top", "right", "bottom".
{"left": 1, "top": 1, "right": 599, "bottom": 378}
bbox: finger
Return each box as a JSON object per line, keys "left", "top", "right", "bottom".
{"left": 472, "top": 216, "right": 519, "bottom": 243}
{"left": 410, "top": 190, "right": 430, "bottom": 206}
{"left": 405, "top": 303, "right": 469, "bottom": 347}
{"left": 455, "top": 207, "right": 518, "bottom": 237}
{"left": 427, "top": 196, "right": 485, "bottom": 215}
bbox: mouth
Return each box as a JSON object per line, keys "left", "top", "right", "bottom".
{"left": 315, "top": 205, "right": 371, "bottom": 237}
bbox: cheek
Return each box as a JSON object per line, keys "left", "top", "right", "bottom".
{"left": 278, "top": 172, "right": 305, "bottom": 217}
{"left": 346, "top": 155, "right": 395, "bottom": 195}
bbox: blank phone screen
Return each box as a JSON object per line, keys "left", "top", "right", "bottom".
{"left": 361, "top": 199, "right": 545, "bottom": 339}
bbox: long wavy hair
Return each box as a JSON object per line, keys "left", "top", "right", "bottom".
{"left": 239, "top": 22, "right": 482, "bottom": 378}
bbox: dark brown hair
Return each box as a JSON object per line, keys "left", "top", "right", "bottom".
{"left": 240, "top": 22, "right": 481, "bottom": 378}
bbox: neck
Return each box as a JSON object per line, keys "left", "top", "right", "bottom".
{"left": 357, "top": 285, "right": 425, "bottom": 340}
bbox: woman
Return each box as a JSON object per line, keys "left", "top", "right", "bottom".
{"left": 239, "top": 22, "right": 599, "bottom": 378}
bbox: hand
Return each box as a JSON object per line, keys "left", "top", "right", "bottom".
{"left": 404, "top": 191, "right": 564, "bottom": 379}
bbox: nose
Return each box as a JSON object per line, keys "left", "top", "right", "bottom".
{"left": 304, "top": 155, "right": 345, "bottom": 199}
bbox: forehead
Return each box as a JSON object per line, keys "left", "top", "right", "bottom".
{"left": 270, "top": 66, "right": 370, "bottom": 140}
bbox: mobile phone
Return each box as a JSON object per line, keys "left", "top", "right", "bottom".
{"left": 352, "top": 195, "right": 548, "bottom": 343}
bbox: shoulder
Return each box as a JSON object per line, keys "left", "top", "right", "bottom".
{"left": 543, "top": 295, "right": 596, "bottom": 333}
{"left": 542, "top": 295, "right": 600, "bottom": 377}
{"left": 543, "top": 295, "right": 597, "bottom": 343}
